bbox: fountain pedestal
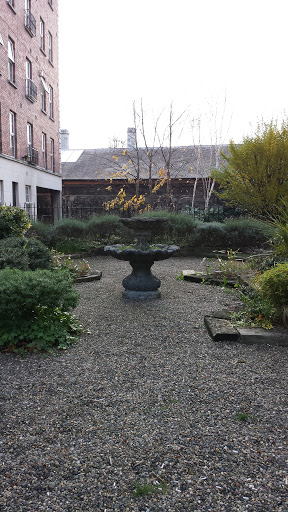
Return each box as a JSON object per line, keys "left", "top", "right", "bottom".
{"left": 104, "top": 217, "right": 179, "bottom": 300}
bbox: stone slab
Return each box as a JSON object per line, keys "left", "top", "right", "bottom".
{"left": 204, "top": 316, "right": 239, "bottom": 342}
{"left": 238, "top": 327, "right": 288, "bottom": 347}
{"left": 74, "top": 272, "right": 102, "bottom": 283}
{"left": 183, "top": 270, "right": 238, "bottom": 288}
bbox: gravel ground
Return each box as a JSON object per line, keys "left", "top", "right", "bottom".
{"left": 0, "top": 255, "right": 288, "bottom": 512}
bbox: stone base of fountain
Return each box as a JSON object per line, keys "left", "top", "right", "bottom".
{"left": 123, "top": 289, "right": 161, "bottom": 300}
{"left": 104, "top": 217, "right": 180, "bottom": 300}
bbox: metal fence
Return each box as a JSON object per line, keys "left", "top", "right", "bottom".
{"left": 29, "top": 204, "right": 243, "bottom": 223}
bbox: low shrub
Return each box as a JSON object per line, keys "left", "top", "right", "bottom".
{"left": 27, "top": 220, "right": 55, "bottom": 247}
{"left": 53, "top": 218, "right": 87, "bottom": 239}
{"left": 0, "top": 206, "right": 31, "bottom": 239}
{"left": 256, "top": 263, "right": 288, "bottom": 315}
{"left": 194, "top": 221, "right": 227, "bottom": 247}
{"left": 224, "top": 218, "right": 274, "bottom": 249}
{"left": 86, "top": 214, "right": 122, "bottom": 239}
{"left": 0, "top": 268, "right": 81, "bottom": 352}
{"left": 0, "top": 236, "right": 52, "bottom": 270}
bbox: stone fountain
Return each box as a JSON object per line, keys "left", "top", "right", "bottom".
{"left": 104, "top": 217, "right": 179, "bottom": 299}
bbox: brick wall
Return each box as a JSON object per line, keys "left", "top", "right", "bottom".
{"left": 0, "top": 0, "right": 60, "bottom": 172}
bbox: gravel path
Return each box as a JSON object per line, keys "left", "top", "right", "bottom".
{"left": 0, "top": 256, "right": 287, "bottom": 512}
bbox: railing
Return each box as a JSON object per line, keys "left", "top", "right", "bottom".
{"left": 22, "top": 147, "right": 39, "bottom": 165}
{"left": 8, "top": 204, "right": 244, "bottom": 224}
{"left": 27, "top": 146, "right": 39, "bottom": 166}
{"left": 25, "top": 9, "right": 36, "bottom": 37}
{"left": 26, "top": 78, "right": 37, "bottom": 102}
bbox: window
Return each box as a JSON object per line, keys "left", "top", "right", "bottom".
{"left": 40, "top": 77, "right": 49, "bottom": 113}
{"left": 9, "top": 111, "right": 16, "bottom": 157}
{"left": 49, "top": 86, "right": 53, "bottom": 118}
{"left": 25, "top": 0, "right": 36, "bottom": 37}
{"left": 12, "top": 182, "right": 18, "bottom": 206}
{"left": 27, "top": 122, "right": 32, "bottom": 157}
{"left": 26, "top": 59, "right": 37, "bottom": 102}
{"left": 50, "top": 138, "right": 54, "bottom": 171}
{"left": 0, "top": 32, "right": 4, "bottom": 46}
{"left": 42, "top": 132, "right": 47, "bottom": 169}
{"left": 8, "top": 37, "right": 15, "bottom": 83}
{"left": 40, "top": 18, "right": 45, "bottom": 52}
{"left": 0, "top": 181, "right": 3, "bottom": 205}
{"left": 25, "top": 185, "right": 31, "bottom": 203}
{"left": 48, "top": 31, "right": 52, "bottom": 62}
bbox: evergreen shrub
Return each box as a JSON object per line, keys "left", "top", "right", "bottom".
{"left": 256, "top": 263, "right": 288, "bottom": 312}
{"left": 224, "top": 218, "right": 274, "bottom": 249}
{"left": 0, "top": 206, "right": 31, "bottom": 239}
{"left": 0, "top": 237, "right": 52, "bottom": 270}
{"left": 0, "top": 268, "right": 80, "bottom": 352}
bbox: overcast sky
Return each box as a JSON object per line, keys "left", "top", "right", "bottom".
{"left": 58, "top": 0, "right": 287, "bottom": 149}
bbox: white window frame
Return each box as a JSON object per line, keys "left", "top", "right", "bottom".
{"left": 40, "top": 18, "right": 45, "bottom": 51}
{"left": 50, "top": 138, "right": 54, "bottom": 171}
{"left": 49, "top": 86, "right": 53, "bottom": 118}
{"left": 27, "top": 122, "right": 32, "bottom": 157}
{"left": 8, "top": 37, "right": 15, "bottom": 83}
{"left": 42, "top": 132, "right": 46, "bottom": 169}
{"left": 41, "top": 83, "right": 46, "bottom": 113}
{"left": 25, "top": 185, "right": 31, "bottom": 203}
{"left": 48, "top": 31, "right": 52, "bottom": 62}
{"left": 9, "top": 111, "right": 16, "bottom": 157}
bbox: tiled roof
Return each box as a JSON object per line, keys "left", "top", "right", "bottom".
{"left": 61, "top": 145, "right": 229, "bottom": 181}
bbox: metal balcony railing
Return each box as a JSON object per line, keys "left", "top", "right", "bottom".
{"left": 25, "top": 9, "right": 36, "bottom": 37}
{"left": 26, "top": 78, "right": 37, "bottom": 102}
{"left": 27, "top": 146, "right": 39, "bottom": 166}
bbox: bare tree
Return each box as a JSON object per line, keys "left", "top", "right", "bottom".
{"left": 190, "top": 95, "right": 232, "bottom": 210}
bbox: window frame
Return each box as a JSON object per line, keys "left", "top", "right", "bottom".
{"left": 48, "top": 31, "right": 53, "bottom": 63}
{"left": 49, "top": 86, "right": 53, "bottom": 119}
{"left": 40, "top": 18, "right": 45, "bottom": 52}
{"left": 8, "top": 37, "right": 15, "bottom": 84}
{"left": 27, "top": 122, "right": 32, "bottom": 158}
{"left": 9, "top": 111, "right": 16, "bottom": 157}
{"left": 42, "top": 132, "right": 47, "bottom": 169}
{"left": 50, "top": 138, "right": 54, "bottom": 172}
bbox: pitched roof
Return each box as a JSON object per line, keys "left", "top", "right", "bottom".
{"left": 61, "top": 145, "right": 229, "bottom": 181}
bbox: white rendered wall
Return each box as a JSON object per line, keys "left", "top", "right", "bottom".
{"left": 0, "top": 155, "right": 62, "bottom": 207}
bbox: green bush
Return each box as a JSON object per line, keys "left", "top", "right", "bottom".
{"left": 0, "top": 206, "right": 31, "bottom": 239}
{"left": 86, "top": 214, "right": 122, "bottom": 239}
{"left": 224, "top": 218, "right": 274, "bottom": 249}
{"left": 0, "top": 237, "right": 52, "bottom": 270}
{"left": 194, "top": 221, "right": 227, "bottom": 247}
{"left": 256, "top": 263, "right": 288, "bottom": 312}
{"left": 0, "top": 268, "right": 80, "bottom": 352}
{"left": 53, "top": 218, "right": 87, "bottom": 239}
{"left": 28, "top": 220, "right": 55, "bottom": 247}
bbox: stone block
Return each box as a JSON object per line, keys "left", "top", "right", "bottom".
{"left": 204, "top": 316, "right": 239, "bottom": 342}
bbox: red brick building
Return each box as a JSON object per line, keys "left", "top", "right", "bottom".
{"left": 0, "top": 0, "right": 61, "bottom": 218}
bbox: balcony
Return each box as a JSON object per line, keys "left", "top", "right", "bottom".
{"left": 26, "top": 78, "right": 37, "bottom": 102}
{"left": 24, "top": 146, "right": 39, "bottom": 166}
{"left": 25, "top": 9, "right": 36, "bottom": 37}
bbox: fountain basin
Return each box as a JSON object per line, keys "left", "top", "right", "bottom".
{"left": 104, "top": 243, "right": 180, "bottom": 299}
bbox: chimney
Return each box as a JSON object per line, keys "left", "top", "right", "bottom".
{"left": 127, "top": 127, "right": 136, "bottom": 149}
{"left": 60, "top": 129, "right": 70, "bottom": 151}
